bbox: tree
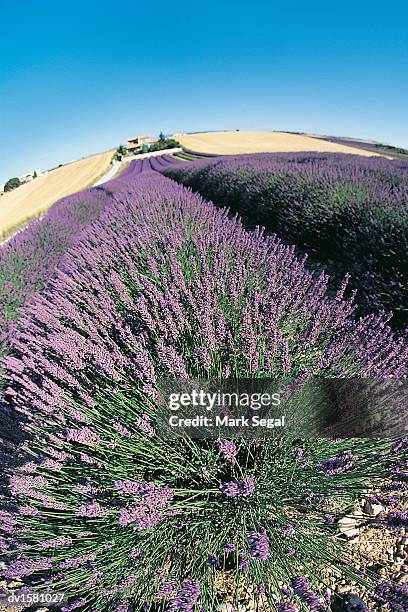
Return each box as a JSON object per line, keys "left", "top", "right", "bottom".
{"left": 4, "top": 177, "right": 21, "bottom": 192}
{"left": 117, "top": 144, "right": 127, "bottom": 156}
{"left": 158, "top": 131, "right": 165, "bottom": 142}
{"left": 150, "top": 138, "right": 181, "bottom": 152}
{"left": 33, "top": 171, "right": 37, "bottom": 179}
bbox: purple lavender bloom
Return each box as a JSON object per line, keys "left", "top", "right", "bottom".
{"left": 238, "top": 556, "right": 249, "bottom": 570}
{"left": 367, "top": 494, "right": 399, "bottom": 506}
{"left": 66, "top": 427, "right": 101, "bottom": 446}
{"left": 137, "top": 412, "right": 155, "bottom": 436}
{"left": 5, "top": 557, "right": 53, "bottom": 578}
{"left": 73, "top": 482, "right": 100, "bottom": 495}
{"left": 18, "top": 505, "right": 42, "bottom": 516}
{"left": 318, "top": 451, "right": 355, "bottom": 476}
{"left": 0, "top": 185, "right": 115, "bottom": 359}
{"left": 117, "top": 481, "right": 174, "bottom": 530}
{"left": 76, "top": 501, "right": 108, "bottom": 518}
{"left": 282, "top": 523, "right": 294, "bottom": 536}
{"left": 169, "top": 580, "right": 200, "bottom": 611}
{"left": 38, "top": 535, "right": 73, "bottom": 550}
{"left": 217, "top": 440, "right": 237, "bottom": 461}
{"left": 59, "top": 552, "right": 96, "bottom": 569}
{"left": 220, "top": 480, "right": 239, "bottom": 497}
{"left": 115, "top": 480, "right": 173, "bottom": 502}
{"left": 0, "top": 511, "right": 16, "bottom": 533}
{"left": 295, "top": 447, "right": 303, "bottom": 461}
{"left": 379, "top": 510, "right": 408, "bottom": 529}
{"left": 130, "top": 549, "right": 142, "bottom": 559}
{"left": 391, "top": 437, "right": 408, "bottom": 453}
{"left": 9, "top": 474, "right": 48, "bottom": 497}
{"left": 220, "top": 476, "right": 255, "bottom": 497}
{"left": 277, "top": 602, "right": 299, "bottom": 612}
{"left": 61, "top": 599, "right": 87, "bottom": 612}
{"left": 381, "top": 481, "right": 406, "bottom": 492}
{"left": 156, "top": 580, "right": 178, "bottom": 598}
{"left": 224, "top": 542, "right": 235, "bottom": 553}
{"left": 291, "top": 576, "right": 324, "bottom": 611}
{"left": 112, "top": 419, "right": 131, "bottom": 438}
{"left": 248, "top": 530, "right": 269, "bottom": 560}
{"left": 374, "top": 581, "right": 408, "bottom": 612}
{"left": 119, "top": 505, "right": 164, "bottom": 530}
{"left": 391, "top": 467, "right": 408, "bottom": 483}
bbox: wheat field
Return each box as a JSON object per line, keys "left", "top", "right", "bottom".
{"left": 0, "top": 150, "right": 113, "bottom": 239}
{"left": 176, "top": 131, "right": 378, "bottom": 157}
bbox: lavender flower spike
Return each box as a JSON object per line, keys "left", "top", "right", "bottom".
{"left": 291, "top": 576, "right": 324, "bottom": 611}
{"left": 169, "top": 580, "right": 200, "bottom": 611}
{"left": 248, "top": 530, "right": 269, "bottom": 560}
{"left": 217, "top": 440, "right": 237, "bottom": 461}
{"left": 318, "top": 451, "right": 355, "bottom": 476}
{"left": 220, "top": 476, "right": 255, "bottom": 497}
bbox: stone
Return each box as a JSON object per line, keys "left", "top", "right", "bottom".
{"left": 337, "top": 585, "right": 351, "bottom": 593}
{"left": 363, "top": 501, "right": 383, "bottom": 517}
{"left": 330, "top": 593, "right": 369, "bottom": 611}
{"left": 338, "top": 516, "right": 360, "bottom": 539}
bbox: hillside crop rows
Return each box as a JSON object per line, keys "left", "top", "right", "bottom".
{"left": 0, "top": 154, "right": 407, "bottom": 611}
{"left": 174, "top": 132, "right": 378, "bottom": 157}
{"left": 164, "top": 153, "right": 408, "bottom": 331}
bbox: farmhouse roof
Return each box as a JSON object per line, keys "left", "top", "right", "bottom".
{"left": 127, "top": 135, "right": 157, "bottom": 145}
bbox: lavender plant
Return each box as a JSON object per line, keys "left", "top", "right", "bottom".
{"left": 0, "top": 156, "right": 178, "bottom": 357}
{"left": 1, "top": 169, "right": 407, "bottom": 610}
{"left": 0, "top": 189, "right": 108, "bottom": 351}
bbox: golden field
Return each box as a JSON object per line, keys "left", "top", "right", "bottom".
{"left": 176, "top": 131, "right": 378, "bottom": 157}
{"left": 0, "top": 150, "right": 113, "bottom": 239}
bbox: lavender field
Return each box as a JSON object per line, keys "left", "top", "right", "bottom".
{"left": 164, "top": 153, "right": 408, "bottom": 331}
{"left": 1, "top": 154, "right": 407, "bottom": 611}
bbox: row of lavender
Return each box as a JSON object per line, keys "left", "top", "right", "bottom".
{"left": 0, "top": 156, "right": 179, "bottom": 360}
{"left": 0, "top": 156, "right": 179, "bottom": 447}
{"left": 164, "top": 152, "right": 408, "bottom": 331}
{"left": 1, "top": 165, "right": 407, "bottom": 610}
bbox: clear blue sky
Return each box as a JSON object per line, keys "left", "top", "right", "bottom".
{"left": 1, "top": 0, "right": 407, "bottom": 182}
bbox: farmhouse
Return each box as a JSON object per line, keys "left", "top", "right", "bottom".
{"left": 126, "top": 135, "right": 157, "bottom": 154}
{"left": 19, "top": 169, "right": 45, "bottom": 183}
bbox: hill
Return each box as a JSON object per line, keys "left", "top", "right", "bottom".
{"left": 0, "top": 149, "right": 113, "bottom": 239}
{"left": 175, "top": 130, "right": 379, "bottom": 156}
